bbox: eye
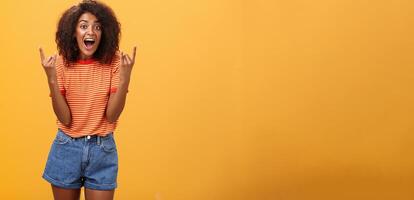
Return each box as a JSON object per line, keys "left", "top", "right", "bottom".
{"left": 80, "top": 24, "right": 88, "bottom": 29}
{"left": 95, "top": 25, "right": 102, "bottom": 31}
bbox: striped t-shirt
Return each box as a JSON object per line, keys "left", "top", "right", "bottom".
{"left": 53, "top": 52, "right": 121, "bottom": 137}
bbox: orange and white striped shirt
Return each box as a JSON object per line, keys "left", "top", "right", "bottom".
{"left": 53, "top": 52, "right": 121, "bottom": 137}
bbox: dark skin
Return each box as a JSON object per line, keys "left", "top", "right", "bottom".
{"left": 51, "top": 186, "right": 81, "bottom": 200}
{"left": 41, "top": 12, "right": 137, "bottom": 200}
{"left": 51, "top": 185, "right": 115, "bottom": 200}
{"left": 41, "top": 43, "right": 135, "bottom": 199}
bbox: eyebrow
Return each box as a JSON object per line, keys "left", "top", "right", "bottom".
{"left": 78, "top": 20, "right": 100, "bottom": 24}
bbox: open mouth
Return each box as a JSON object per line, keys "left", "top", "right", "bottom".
{"left": 83, "top": 38, "right": 95, "bottom": 49}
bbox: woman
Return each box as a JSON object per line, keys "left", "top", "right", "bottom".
{"left": 40, "top": 1, "right": 136, "bottom": 199}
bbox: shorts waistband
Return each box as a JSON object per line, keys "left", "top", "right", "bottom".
{"left": 57, "top": 129, "right": 113, "bottom": 142}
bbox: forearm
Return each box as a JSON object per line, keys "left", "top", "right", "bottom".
{"left": 48, "top": 77, "right": 71, "bottom": 126}
{"left": 106, "top": 79, "right": 130, "bottom": 123}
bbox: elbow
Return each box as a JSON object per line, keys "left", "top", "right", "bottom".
{"left": 60, "top": 118, "right": 71, "bottom": 126}
{"left": 106, "top": 113, "right": 118, "bottom": 123}
{"left": 107, "top": 118, "right": 118, "bottom": 123}
{"left": 62, "top": 121, "right": 71, "bottom": 126}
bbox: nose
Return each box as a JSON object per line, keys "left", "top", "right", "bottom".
{"left": 86, "top": 26, "right": 95, "bottom": 35}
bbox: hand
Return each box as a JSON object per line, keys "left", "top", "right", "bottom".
{"left": 120, "top": 46, "right": 137, "bottom": 82}
{"left": 39, "top": 47, "right": 57, "bottom": 80}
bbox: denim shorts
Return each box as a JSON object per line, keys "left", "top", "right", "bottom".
{"left": 42, "top": 129, "right": 118, "bottom": 190}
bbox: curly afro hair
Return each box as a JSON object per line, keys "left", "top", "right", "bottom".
{"left": 56, "top": 0, "right": 121, "bottom": 65}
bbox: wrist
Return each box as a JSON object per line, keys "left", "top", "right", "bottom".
{"left": 47, "top": 76, "right": 57, "bottom": 84}
{"left": 120, "top": 77, "right": 130, "bottom": 84}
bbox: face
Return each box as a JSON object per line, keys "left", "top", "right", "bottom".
{"left": 75, "top": 12, "right": 102, "bottom": 59}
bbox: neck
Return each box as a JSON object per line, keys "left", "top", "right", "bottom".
{"left": 79, "top": 54, "right": 93, "bottom": 60}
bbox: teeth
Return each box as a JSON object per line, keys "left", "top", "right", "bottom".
{"left": 84, "top": 38, "right": 95, "bottom": 41}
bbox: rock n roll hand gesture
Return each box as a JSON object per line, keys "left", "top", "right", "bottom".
{"left": 38, "top": 47, "right": 71, "bottom": 125}
{"left": 119, "top": 46, "right": 137, "bottom": 82}
{"left": 106, "top": 46, "right": 137, "bottom": 123}
{"left": 39, "top": 47, "right": 57, "bottom": 80}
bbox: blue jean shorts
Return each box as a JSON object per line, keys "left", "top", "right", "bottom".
{"left": 42, "top": 129, "right": 118, "bottom": 190}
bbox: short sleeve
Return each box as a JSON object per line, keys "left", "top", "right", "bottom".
{"left": 49, "top": 56, "right": 66, "bottom": 97}
{"left": 110, "top": 53, "right": 121, "bottom": 94}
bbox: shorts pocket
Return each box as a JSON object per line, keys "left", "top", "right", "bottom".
{"left": 54, "top": 132, "right": 71, "bottom": 145}
{"left": 100, "top": 135, "right": 117, "bottom": 153}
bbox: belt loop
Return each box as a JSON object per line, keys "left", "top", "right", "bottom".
{"left": 97, "top": 136, "right": 101, "bottom": 145}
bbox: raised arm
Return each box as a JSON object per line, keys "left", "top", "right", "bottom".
{"left": 106, "top": 47, "right": 137, "bottom": 123}
{"left": 39, "top": 47, "right": 72, "bottom": 126}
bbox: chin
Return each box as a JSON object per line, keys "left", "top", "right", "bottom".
{"left": 80, "top": 50, "right": 96, "bottom": 58}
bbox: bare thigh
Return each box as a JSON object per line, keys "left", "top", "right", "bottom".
{"left": 51, "top": 185, "right": 81, "bottom": 200}
{"left": 85, "top": 188, "right": 115, "bottom": 200}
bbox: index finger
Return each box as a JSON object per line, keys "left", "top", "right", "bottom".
{"left": 39, "top": 47, "right": 45, "bottom": 61}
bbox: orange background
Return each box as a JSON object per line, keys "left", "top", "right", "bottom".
{"left": 0, "top": 0, "right": 413, "bottom": 199}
